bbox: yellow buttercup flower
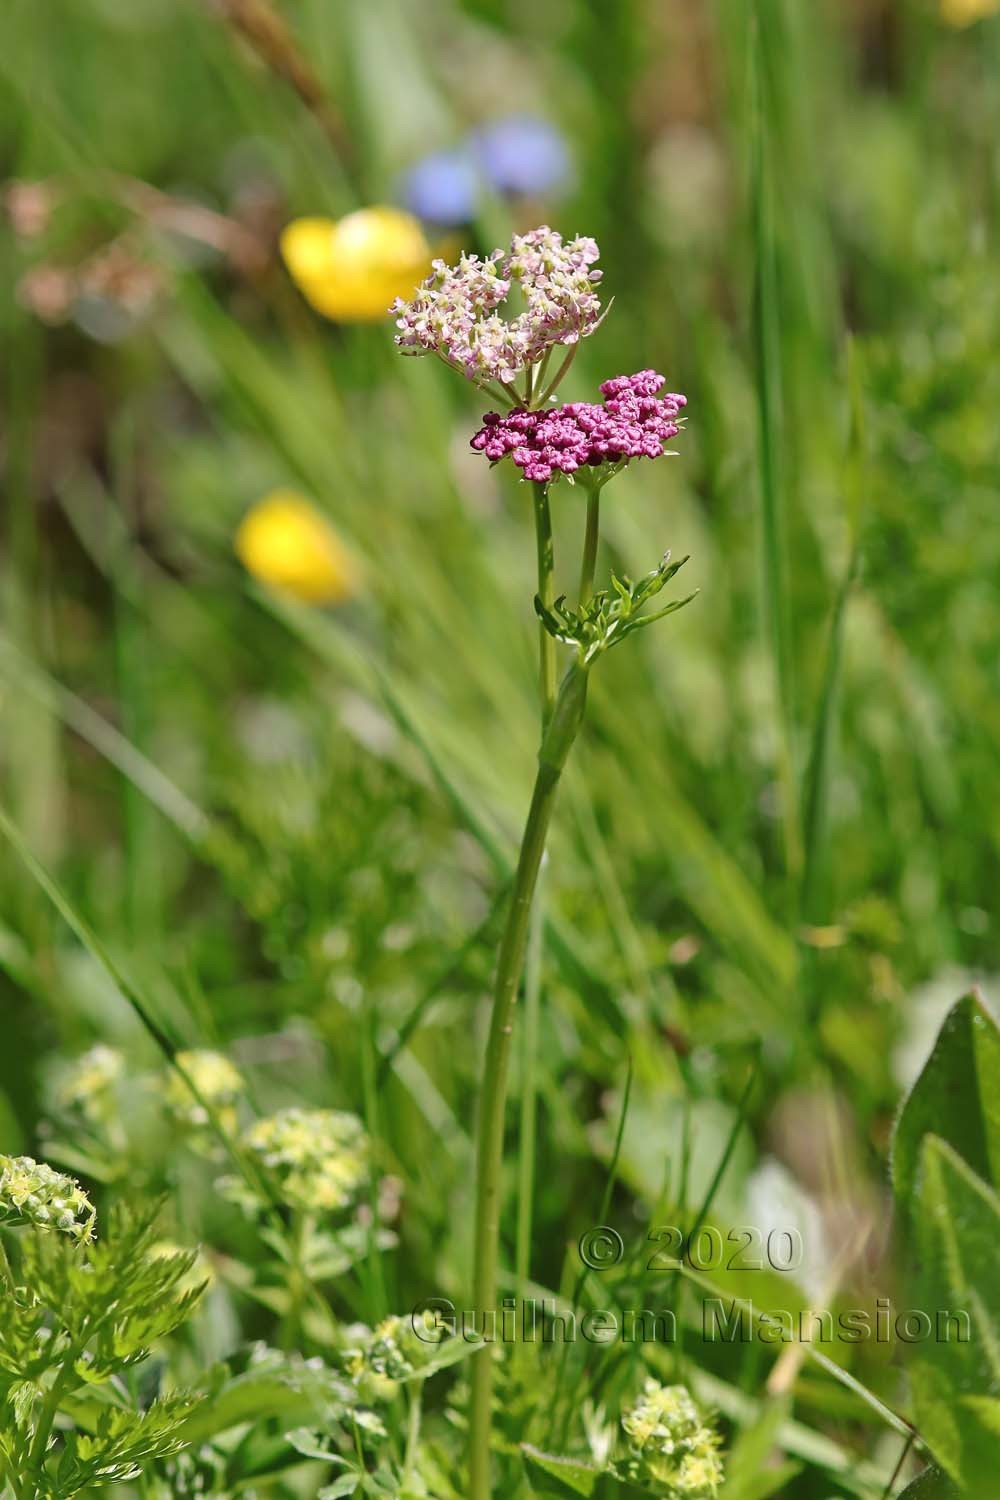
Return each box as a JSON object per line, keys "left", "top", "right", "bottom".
{"left": 280, "top": 206, "right": 434, "bottom": 322}
{"left": 235, "top": 491, "right": 359, "bottom": 606}
{"left": 941, "top": 0, "right": 1000, "bottom": 23}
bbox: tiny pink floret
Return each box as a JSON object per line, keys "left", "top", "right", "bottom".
{"left": 392, "top": 227, "right": 604, "bottom": 387}
{"left": 470, "top": 370, "right": 687, "bottom": 484}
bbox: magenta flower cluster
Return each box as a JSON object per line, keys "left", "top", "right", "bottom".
{"left": 470, "top": 370, "right": 687, "bottom": 484}
{"left": 391, "top": 226, "right": 603, "bottom": 387}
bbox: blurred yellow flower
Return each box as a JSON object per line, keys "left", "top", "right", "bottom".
{"left": 235, "top": 492, "right": 359, "bottom": 606}
{"left": 941, "top": 0, "right": 1000, "bottom": 23}
{"left": 280, "top": 206, "right": 434, "bottom": 321}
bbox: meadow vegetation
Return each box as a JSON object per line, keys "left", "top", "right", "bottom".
{"left": 2, "top": 1, "right": 1000, "bottom": 1496}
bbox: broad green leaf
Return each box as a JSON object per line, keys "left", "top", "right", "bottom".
{"left": 908, "top": 1135, "right": 1000, "bottom": 1487}
{"left": 319, "top": 1479, "right": 361, "bottom": 1499}
{"left": 286, "top": 1428, "right": 341, "bottom": 1462}
{"left": 177, "top": 1364, "right": 350, "bottom": 1446}
{"left": 521, "top": 1443, "right": 600, "bottom": 1496}
{"left": 892, "top": 993, "right": 1000, "bottom": 1207}
{"left": 406, "top": 1333, "right": 484, "bottom": 1379}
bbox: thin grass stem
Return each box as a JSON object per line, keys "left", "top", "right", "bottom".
{"left": 749, "top": 16, "right": 802, "bottom": 884}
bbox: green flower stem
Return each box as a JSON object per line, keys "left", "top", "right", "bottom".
{"left": 27, "top": 1353, "right": 76, "bottom": 1472}
{"left": 280, "top": 1210, "right": 311, "bottom": 1350}
{"left": 0, "top": 1234, "right": 15, "bottom": 1294}
{"left": 578, "top": 486, "right": 601, "bottom": 604}
{"left": 403, "top": 1380, "right": 424, "bottom": 1487}
{"left": 469, "top": 661, "right": 589, "bottom": 1500}
{"left": 515, "top": 853, "right": 545, "bottom": 1291}
{"left": 532, "top": 347, "right": 553, "bottom": 403}
{"left": 532, "top": 482, "right": 557, "bottom": 725}
{"left": 511, "top": 478, "right": 561, "bottom": 1318}
{"left": 2, "top": 1450, "right": 29, "bottom": 1500}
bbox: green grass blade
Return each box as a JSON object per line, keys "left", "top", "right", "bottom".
{"left": 749, "top": 7, "right": 801, "bottom": 884}
{"left": 800, "top": 342, "right": 865, "bottom": 925}
{"left": 687, "top": 1052, "right": 760, "bottom": 1243}
{"left": 550, "top": 1053, "right": 635, "bottom": 1447}
{"left": 0, "top": 803, "right": 303, "bottom": 1260}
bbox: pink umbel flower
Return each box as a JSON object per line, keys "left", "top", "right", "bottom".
{"left": 391, "top": 226, "right": 603, "bottom": 388}
{"left": 470, "top": 370, "right": 687, "bottom": 484}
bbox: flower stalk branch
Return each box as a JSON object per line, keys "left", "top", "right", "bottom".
{"left": 578, "top": 484, "right": 602, "bottom": 604}
{"left": 532, "top": 481, "right": 557, "bottom": 724}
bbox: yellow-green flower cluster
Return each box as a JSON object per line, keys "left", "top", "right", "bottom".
{"left": 57, "top": 1044, "right": 125, "bottom": 1124}
{"left": 163, "top": 1050, "right": 245, "bottom": 1134}
{"left": 941, "top": 0, "right": 1000, "bottom": 25}
{"left": 0, "top": 1154, "right": 96, "bottom": 1243}
{"left": 619, "top": 1381, "right": 724, "bottom": 1498}
{"left": 242, "top": 1107, "right": 369, "bottom": 1213}
{"left": 344, "top": 1314, "right": 433, "bottom": 1403}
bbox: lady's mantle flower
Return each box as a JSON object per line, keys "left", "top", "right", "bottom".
{"left": 281, "top": 207, "right": 435, "bottom": 322}
{"left": 0, "top": 1154, "right": 96, "bottom": 1243}
{"left": 235, "top": 491, "right": 359, "bottom": 606}
{"left": 392, "top": 225, "right": 603, "bottom": 387}
{"left": 471, "top": 370, "right": 686, "bottom": 484}
{"left": 619, "top": 1381, "right": 723, "bottom": 1498}
{"left": 344, "top": 1314, "right": 435, "bottom": 1403}
{"left": 941, "top": 0, "right": 1000, "bottom": 22}
{"left": 242, "top": 1107, "right": 369, "bottom": 1213}
{"left": 57, "top": 1043, "right": 125, "bottom": 1124}
{"left": 163, "top": 1050, "right": 245, "bottom": 1134}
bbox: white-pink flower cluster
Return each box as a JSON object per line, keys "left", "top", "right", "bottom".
{"left": 391, "top": 226, "right": 603, "bottom": 387}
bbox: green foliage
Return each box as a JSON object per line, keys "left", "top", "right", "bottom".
{"left": 0, "top": 1201, "right": 204, "bottom": 1497}
{"left": 890, "top": 997, "right": 1000, "bottom": 1491}
{"left": 907, "top": 1138, "right": 1000, "bottom": 1489}
{"left": 46, "top": 1396, "right": 197, "bottom": 1492}
{"left": 892, "top": 993, "right": 1000, "bottom": 1207}
{"left": 521, "top": 1443, "right": 599, "bottom": 1495}
{"left": 534, "top": 554, "right": 695, "bottom": 665}
{"left": 2, "top": 0, "right": 1000, "bottom": 1495}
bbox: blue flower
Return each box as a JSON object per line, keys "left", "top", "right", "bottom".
{"left": 399, "top": 149, "right": 479, "bottom": 227}
{"left": 472, "top": 116, "right": 571, "bottom": 198}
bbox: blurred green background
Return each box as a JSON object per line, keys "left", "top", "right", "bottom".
{"left": 2, "top": 0, "right": 1000, "bottom": 1492}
